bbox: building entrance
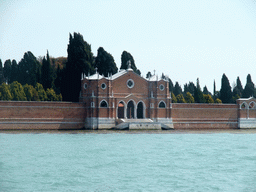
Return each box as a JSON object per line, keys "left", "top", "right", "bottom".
{"left": 127, "top": 101, "right": 135, "bottom": 119}
{"left": 117, "top": 101, "right": 125, "bottom": 118}
{"left": 137, "top": 102, "right": 144, "bottom": 119}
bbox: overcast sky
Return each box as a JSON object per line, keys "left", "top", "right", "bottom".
{"left": 1, "top": 0, "right": 256, "bottom": 92}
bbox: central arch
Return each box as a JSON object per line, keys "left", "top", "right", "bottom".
{"left": 117, "top": 101, "right": 125, "bottom": 118}
{"left": 137, "top": 101, "right": 144, "bottom": 119}
{"left": 127, "top": 100, "right": 135, "bottom": 119}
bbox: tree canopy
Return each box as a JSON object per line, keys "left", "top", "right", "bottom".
{"left": 62, "top": 32, "right": 94, "bottom": 102}
{"left": 220, "top": 74, "right": 232, "bottom": 103}
{"left": 95, "top": 47, "right": 118, "bottom": 77}
{"left": 120, "top": 51, "right": 140, "bottom": 75}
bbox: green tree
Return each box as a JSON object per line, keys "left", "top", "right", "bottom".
{"left": 184, "top": 82, "right": 195, "bottom": 96}
{"left": 0, "top": 59, "right": 4, "bottom": 84}
{"left": 185, "top": 92, "right": 195, "bottom": 103}
{"left": 10, "top": 60, "right": 19, "bottom": 83}
{"left": 242, "top": 74, "right": 255, "bottom": 98}
{"left": 220, "top": 73, "right": 232, "bottom": 103}
{"left": 176, "top": 93, "right": 186, "bottom": 103}
{"left": 62, "top": 32, "right": 94, "bottom": 102}
{"left": 146, "top": 71, "right": 152, "bottom": 78}
{"left": 41, "top": 50, "right": 54, "bottom": 89}
{"left": 95, "top": 47, "right": 118, "bottom": 77}
{"left": 18, "top": 51, "right": 41, "bottom": 86}
{"left": 9, "top": 81, "right": 27, "bottom": 101}
{"left": 3, "top": 59, "right": 11, "bottom": 84}
{"left": 173, "top": 82, "right": 182, "bottom": 96}
{"left": 215, "top": 98, "right": 222, "bottom": 103}
{"left": 232, "top": 77, "right": 243, "bottom": 102}
{"left": 0, "top": 83, "right": 12, "bottom": 100}
{"left": 204, "top": 94, "right": 214, "bottom": 103}
{"left": 203, "top": 86, "right": 211, "bottom": 95}
{"left": 54, "top": 64, "right": 62, "bottom": 94}
{"left": 46, "top": 88, "right": 57, "bottom": 101}
{"left": 194, "top": 78, "right": 205, "bottom": 103}
{"left": 168, "top": 78, "right": 174, "bottom": 93}
{"left": 171, "top": 92, "right": 177, "bottom": 103}
{"left": 23, "top": 84, "right": 39, "bottom": 101}
{"left": 35, "top": 83, "right": 47, "bottom": 101}
{"left": 213, "top": 80, "right": 216, "bottom": 99}
{"left": 120, "top": 51, "right": 140, "bottom": 75}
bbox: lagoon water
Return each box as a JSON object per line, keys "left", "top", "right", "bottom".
{"left": 1, "top": 131, "right": 256, "bottom": 192}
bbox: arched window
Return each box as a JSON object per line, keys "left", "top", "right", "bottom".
{"left": 159, "top": 101, "right": 166, "bottom": 108}
{"left": 241, "top": 102, "right": 248, "bottom": 109}
{"left": 100, "top": 100, "right": 108, "bottom": 108}
{"left": 249, "top": 101, "right": 256, "bottom": 109}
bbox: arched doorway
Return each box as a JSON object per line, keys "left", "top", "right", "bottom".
{"left": 137, "top": 102, "right": 144, "bottom": 119}
{"left": 118, "top": 101, "right": 125, "bottom": 118}
{"left": 127, "top": 100, "right": 135, "bottom": 119}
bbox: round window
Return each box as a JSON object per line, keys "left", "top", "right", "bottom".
{"left": 84, "top": 83, "right": 87, "bottom": 89}
{"left": 101, "top": 83, "right": 106, "bottom": 89}
{"left": 127, "top": 79, "right": 134, "bottom": 88}
{"left": 159, "top": 84, "right": 165, "bottom": 91}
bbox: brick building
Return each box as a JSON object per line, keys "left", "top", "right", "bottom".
{"left": 79, "top": 65, "right": 173, "bottom": 129}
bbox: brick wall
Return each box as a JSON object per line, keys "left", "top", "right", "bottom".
{"left": 171, "top": 103, "right": 238, "bottom": 129}
{"left": 0, "top": 101, "right": 86, "bottom": 130}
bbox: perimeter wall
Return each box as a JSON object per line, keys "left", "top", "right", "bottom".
{"left": 0, "top": 101, "right": 86, "bottom": 130}
{"left": 0, "top": 101, "right": 244, "bottom": 130}
{"left": 171, "top": 103, "right": 238, "bottom": 129}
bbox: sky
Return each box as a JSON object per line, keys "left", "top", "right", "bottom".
{"left": 1, "top": 0, "right": 256, "bottom": 93}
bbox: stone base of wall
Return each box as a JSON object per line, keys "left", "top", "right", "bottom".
{"left": 173, "top": 121, "right": 238, "bottom": 129}
{"left": 129, "top": 122, "right": 161, "bottom": 130}
{"left": 85, "top": 117, "right": 116, "bottom": 129}
{"left": 153, "top": 118, "right": 174, "bottom": 129}
{"left": 238, "top": 118, "right": 256, "bottom": 128}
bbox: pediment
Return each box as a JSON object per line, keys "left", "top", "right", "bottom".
{"left": 125, "top": 93, "right": 138, "bottom": 100}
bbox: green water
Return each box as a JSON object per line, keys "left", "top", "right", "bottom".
{"left": 1, "top": 131, "right": 256, "bottom": 191}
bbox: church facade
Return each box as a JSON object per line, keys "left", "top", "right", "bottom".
{"left": 79, "top": 66, "right": 173, "bottom": 129}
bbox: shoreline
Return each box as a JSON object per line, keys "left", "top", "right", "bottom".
{"left": 1, "top": 129, "right": 256, "bottom": 134}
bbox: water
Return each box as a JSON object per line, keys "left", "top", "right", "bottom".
{"left": 1, "top": 131, "right": 256, "bottom": 192}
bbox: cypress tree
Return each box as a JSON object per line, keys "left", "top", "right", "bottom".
{"left": 232, "top": 76, "right": 243, "bottom": 100}
{"left": 62, "top": 32, "right": 94, "bottom": 102}
{"left": 120, "top": 51, "right": 140, "bottom": 75}
{"left": 173, "top": 82, "right": 182, "bottom": 96}
{"left": 10, "top": 60, "right": 18, "bottom": 83}
{"left": 18, "top": 51, "right": 41, "bottom": 86}
{"left": 95, "top": 47, "right": 118, "bottom": 77}
{"left": 146, "top": 71, "right": 152, "bottom": 78}
{"left": 0, "top": 59, "right": 4, "bottom": 84}
{"left": 168, "top": 78, "right": 174, "bottom": 93}
{"left": 242, "top": 74, "right": 255, "bottom": 98}
{"left": 194, "top": 78, "right": 205, "bottom": 103}
{"left": 3, "top": 59, "right": 11, "bottom": 84}
{"left": 213, "top": 80, "right": 216, "bottom": 99}
{"left": 203, "top": 85, "right": 211, "bottom": 95}
{"left": 220, "top": 73, "right": 232, "bottom": 103}
{"left": 41, "top": 50, "right": 53, "bottom": 89}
